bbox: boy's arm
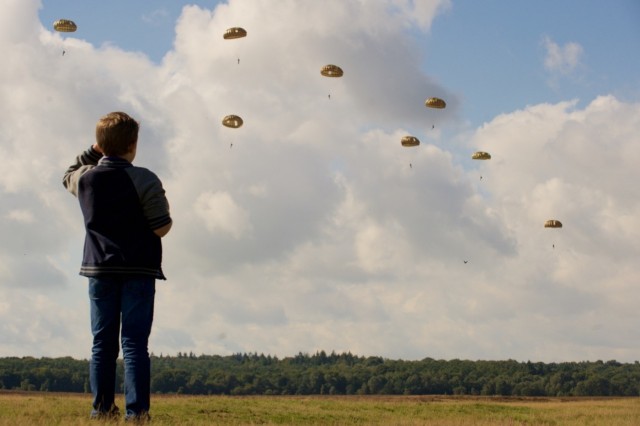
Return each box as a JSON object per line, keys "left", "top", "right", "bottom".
{"left": 62, "top": 144, "right": 103, "bottom": 196}
{"left": 127, "top": 168, "right": 173, "bottom": 238}
{"left": 146, "top": 186, "right": 172, "bottom": 238}
{"left": 153, "top": 221, "right": 172, "bottom": 238}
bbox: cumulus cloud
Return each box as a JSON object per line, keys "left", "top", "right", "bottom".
{"left": 195, "top": 191, "right": 252, "bottom": 238}
{"left": 0, "top": 0, "right": 638, "bottom": 363}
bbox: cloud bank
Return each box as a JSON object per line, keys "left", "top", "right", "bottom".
{"left": 1, "top": 0, "right": 639, "bottom": 363}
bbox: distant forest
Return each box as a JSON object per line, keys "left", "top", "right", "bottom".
{"left": 1, "top": 352, "right": 639, "bottom": 397}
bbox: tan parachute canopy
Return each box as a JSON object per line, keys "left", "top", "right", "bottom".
{"left": 321, "top": 64, "right": 343, "bottom": 77}
{"left": 222, "top": 115, "right": 243, "bottom": 128}
{"left": 401, "top": 136, "right": 420, "bottom": 147}
{"left": 472, "top": 151, "right": 491, "bottom": 160}
{"left": 223, "top": 27, "right": 247, "bottom": 39}
{"left": 544, "top": 220, "right": 563, "bottom": 228}
{"left": 53, "top": 19, "right": 77, "bottom": 32}
{"left": 425, "top": 97, "right": 446, "bottom": 109}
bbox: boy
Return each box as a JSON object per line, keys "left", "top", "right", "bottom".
{"left": 63, "top": 111, "right": 172, "bottom": 421}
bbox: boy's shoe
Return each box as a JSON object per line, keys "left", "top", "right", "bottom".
{"left": 90, "top": 404, "right": 120, "bottom": 420}
{"left": 125, "top": 411, "right": 151, "bottom": 423}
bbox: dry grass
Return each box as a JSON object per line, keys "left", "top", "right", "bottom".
{"left": 0, "top": 391, "right": 639, "bottom": 425}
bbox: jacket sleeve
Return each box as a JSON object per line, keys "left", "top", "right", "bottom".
{"left": 62, "top": 146, "right": 103, "bottom": 197}
{"left": 127, "top": 167, "right": 172, "bottom": 231}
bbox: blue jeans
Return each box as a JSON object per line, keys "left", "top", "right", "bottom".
{"left": 88, "top": 276, "right": 155, "bottom": 420}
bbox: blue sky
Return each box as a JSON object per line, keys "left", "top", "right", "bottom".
{"left": 38, "top": 0, "right": 214, "bottom": 63}
{"left": 1, "top": 0, "right": 639, "bottom": 362}
{"left": 425, "top": 1, "right": 640, "bottom": 126}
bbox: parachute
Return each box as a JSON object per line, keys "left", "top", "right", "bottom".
{"left": 544, "top": 220, "right": 563, "bottom": 228}
{"left": 472, "top": 151, "right": 491, "bottom": 160}
{"left": 321, "top": 64, "right": 343, "bottom": 77}
{"left": 401, "top": 136, "right": 420, "bottom": 147}
{"left": 222, "top": 115, "right": 243, "bottom": 128}
{"left": 223, "top": 27, "right": 247, "bottom": 39}
{"left": 53, "top": 19, "right": 77, "bottom": 33}
{"left": 425, "top": 97, "right": 446, "bottom": 109}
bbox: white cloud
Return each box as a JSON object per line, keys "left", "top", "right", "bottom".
{"left": 542, "top": 35, "right": 584, "bottom": 75}
{"left": 142, "top": 8, "right": 171, "bottom": 26}
{"left": 5, "top": 209, "right": 35, "bottom": 223}
{"left": 0, "top": 0, "right": 638, "bottom": 363}
{"left": 194, "top": 191, "right": 252, "bottom": 238}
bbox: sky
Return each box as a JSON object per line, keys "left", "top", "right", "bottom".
{"left": 1, "top": 0, "right": 639, "bottom": 363}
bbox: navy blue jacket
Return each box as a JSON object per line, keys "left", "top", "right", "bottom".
{"left": 63, "top": 147, "right": 171, "bottom": 279}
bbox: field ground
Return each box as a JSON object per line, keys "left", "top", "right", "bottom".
{"left": 0, "top": 391, "right": 639, "bottom": 425}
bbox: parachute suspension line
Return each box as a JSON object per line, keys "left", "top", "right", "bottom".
{"left": 320, "top": 64, "right": 343, "bottom": 99}
{"left": 223, "top": 27, "right": 247, "bottom": 65}
{"left": 425, "top": 97, "right": 446, "bottom": 128}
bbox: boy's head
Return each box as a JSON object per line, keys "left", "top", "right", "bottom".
{"left": 95, "top": 112, "right": 139, "bottom": 157}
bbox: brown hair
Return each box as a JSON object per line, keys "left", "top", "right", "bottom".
{"left": 95, "top": 112, "right": 139, "bottom": 156}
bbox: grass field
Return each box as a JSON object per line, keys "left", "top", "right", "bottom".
{"left": 0, "top": 391, "right": 639, "bottom": 425}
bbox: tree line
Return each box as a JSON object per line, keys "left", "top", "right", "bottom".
{"left": 1, "top": 351, "right": 639, "bottom": 397}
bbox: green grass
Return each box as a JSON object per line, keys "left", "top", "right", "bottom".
{"left": 0, "top": 392, "right": 639, "bottom": 425}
